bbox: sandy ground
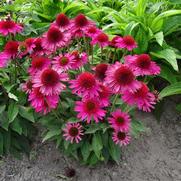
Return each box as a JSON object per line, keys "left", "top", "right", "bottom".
{"left": 0, "top": 98, "right": 181, "bottom": 181}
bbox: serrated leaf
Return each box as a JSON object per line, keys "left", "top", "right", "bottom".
{"left": 8, "top": 103, "right": 19, "bottom": 123}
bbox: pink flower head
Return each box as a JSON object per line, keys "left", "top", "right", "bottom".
{"left": 28, "top": 56, "right": 51, "bottom": 75}
{"left": 21, "top": 79, "right": 33, "bottom": 93}
{"left": 109, "top": 35, "right": 122, "bottom": 48}
{"left": 73, "top": 13, "right": 94, "bottom": 30}
{"left": 105, "top": 62, "right": 141, "bottom": 93}
{"left": 94, "top": 63, "right": 108, "bottom": 81}
{"left": 115, "top": 35, "right": 137, "bottom": 51}
{"left": 25, "top": 38, "right": 36, "bottom": 53}
{"left": 42, "top": 25, "right": 70, "bottom": 52}
{"left": 98, "top": 84, "right": 111, "bottom": 107}
{"left": 75, "top": 98, "right": 106, "bottom": 123}
{"left": 33, "top": 68, "right": 68, "bottom": 96}
{"left": 108, "top": 109, "right": 131, "bottom": 132}
{"left": 85, "top": 26, "right": 101, "bottom": 38}
{"left": 125, "top": 54, "right": 161, "bottom": 76}
{"left": 4, "top": 40, "right": 19, "bottom": 59}
{"left": 69, "top": 72, "right": 100, "bottom": 98}
{"left": 63, "top": 122, "right": 83, "bottom": 143}
{"left": 91, "top": 32, "right": 109, "bottom": 48}
{"left": 52, "top": 53, "right": 74, "bottom": 72}
{"left": 0, "top": 20, "right": 23, "bottom": 36}
{"left": 31, "top": 38, "right": 48, "bottom": 56}
{"left": 53, "top": 13, "right": 72, "bottom": 31}
{"left": 0, "top": 52, "right": 10, "bottom": 68}
{"left": 71, "top": 51, "right": 88, "bottom": 69}
{"left": 112, "top": 130, "right": 131, "bottom": 146}
{"left": 122, "top": 83, "right": 156, "bottom": 112}
{"left": 28, "top": 88, "right": 59, "bottom": 114}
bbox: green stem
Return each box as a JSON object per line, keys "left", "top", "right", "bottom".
{"left": 52, "top": 109, "right": 61, "bottom": 121}
{"left": 101, "top": 47, "right": 103, "bottom": 61}
{"left": 112, "top": 48, "right": 117, "bottom": 63}
{"left": 110, "top": 94, "right": 119, "bottom": 112}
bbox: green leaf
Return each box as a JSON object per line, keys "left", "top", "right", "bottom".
{"left": 11, "top": 118, "right": 22, "bottom": 135}
{"left": 85, "top": 124, "right": 100, "bottom": 134}
{"left": 81, "top": 142, "right": 91, "bottom": 161}
{"left": 151, "top": 10, "right": 181, "bottom": 32}
{"left": 0, "top": 132, "right": 3, "bottom": 155}
{"left": 131, "top": 120, "right": 146, "bottom": 138}
{"left": 88, "top": 153, "right": 98, "bottom": 165}
{"left": 151, "top": 49, "right": 178, "bottom": 71}
{"left": 124, "top": 22, "right": 139, "bottom": 35}
{"left": 19, "top": 106, "right": 35, "bottom": 122}
{"left": 159, "top": 65, "right": 177, "bottom": 84}
{"left": 8, "top": 103, "right": 19, "bottom": 123}
{"left": 159, "top": 82, "right": 181, "bottom": 98}
{"left": 92, "top": 133, "right": 103, "bottom": 158}
{"left": 108, "top": 137, "right": 121, "bottom": 164}
{"left": 154, "top": 32, "right": 163, "bottom": 46}
{"left": 0, "top": 105, "right": 6, "bottom": 114}
{"left": 42, "top": 129, "right": 61, "bottom": 143}
{"left": 8, "top": 92, "right": 18, "bottom": 101}
{"left": 176, "top": 103, "right": 181, "bottom": 113}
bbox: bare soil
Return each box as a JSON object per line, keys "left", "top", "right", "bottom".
{"left": 0, "top": 98, "right": 181, "bottom": 181}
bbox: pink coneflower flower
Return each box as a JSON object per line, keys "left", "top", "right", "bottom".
{"left": 53, "top": 53, "right": 74, "bottom": 72}
{"left": 71, "top": 51, "right": 88, "bottom": 69}
{"left": 109, "top": 35, "right": 122, "bottom": 48}
{"left": 28, "top": 88, "right": 59, "bottom": 114}
{"left": 75, "top": 98, "right": 106, "bottom": 123}
{"left": 21, "top": 79, "right": 33, "bottom": 93}
{"left": 98, "top": 84, "right": 111, "bottom": 107}
{"left": 91, "top": 32, "right": 109, "bottom": 48}
{"left": 0, "top": 52, "right": 10, "bottom": 68}
{"left": 125, "top": 54, "right": 160, "bottom": 76}
{"left": 72, "top": 14, "right": 94, "bottom": 37}
{"left": 55, "top": 13, "right": 71, "bottom": 30}
{"left": 122, "top": 83, "right": 156, "bottom": 112}
{"left": 63, "top": 123, "right": 83, "bottom": 143}
{"left": 33, "top": 68, "right": 68, "bottom": 95}
{"left": 115, "top": 35, "right": 137, "bottom": 51}
{"left": 94, "top": 63, "right": 108, "bottom": 81}
{"left": 0, "top": 20, "right": 23, "bottom": 36}
{"left": 105, "top": 62, "right": 141, "bottom": 93}
{"left": 85, "top": 26, "right": 101, "bottom": 38}
{"left": 28, "top": 56, "right": 51, "bottom": 75}
{"left": 3, "top": 40, "right": 19, "bottom": 58}
{"left": 73, "top": 14, "right": 93, "bottom": 30}
{"left": 42, "top": 26, "right": 70, "bottom": 51}
{"left": 31, "top": 38, "right": 48, "bottom": 56}
{"left": 25, "top": 38, "right": 36, "bottom": 53}
{"left": 112, "top": 131, "right": 131, "bottom": 146}
{"left": 69, "top": 72, "right": 99, "bottom": 98}
{"left": 108, "top": 109, "right": 131, "bottom": 132}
